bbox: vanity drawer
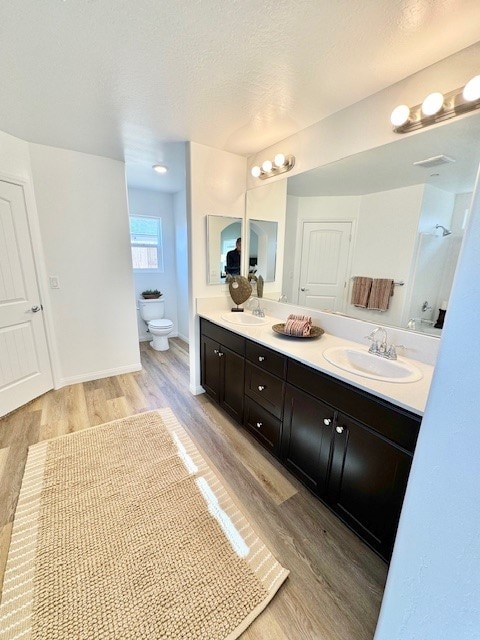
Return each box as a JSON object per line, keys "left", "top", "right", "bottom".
{"left": 244, "top": 397, "right": 282, "bottom": 454}
{"left": 245, "top": 362, "right": 284, "bottom": 419}
{"left": 246, "top": 340, "right": 287, "bottom": 378}
{"left": 200, "top": 318, "right": 245, "bottom": 356}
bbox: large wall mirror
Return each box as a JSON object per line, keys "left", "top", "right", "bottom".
{"left": 207, "top": 215, "right": 243, "bottom": 284}
{"left": 246, "top": 113, "right": 480, "bottom": 336}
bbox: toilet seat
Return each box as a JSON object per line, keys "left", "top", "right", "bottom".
{"left": 148, "top": 319, "right": 173, "bottom": 330}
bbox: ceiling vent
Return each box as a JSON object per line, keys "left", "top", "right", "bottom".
{"left": 413, "top": 155, "right": 456, "bottom": 168}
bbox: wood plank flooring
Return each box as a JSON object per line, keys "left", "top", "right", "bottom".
{"left": 0, "top": 338, "right": 388, "bottom": 639}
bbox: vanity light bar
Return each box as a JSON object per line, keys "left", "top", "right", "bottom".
{"left": 250, "top": 154, "right": 295, "bottom": 180}
{"left": 391, "top": 75, "right": 480, "bottom": 133}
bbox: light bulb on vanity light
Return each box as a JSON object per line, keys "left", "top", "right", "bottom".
{"left": 262, "top": 159, "right": 273, "bottom": 173}
{"left": 421, "top": 92, "right": 444, "bottom": 116}
{"left": 390, "top": 104, "right": 410, "bottom": 127}
{"left": 251, "top": 165, "right": 261, "bottom": 178}
{"left": 274, "top": 153, "right": 286, "bottom": 167}
{"left": 463, "top": 75, "right": 480, "bottom": 102}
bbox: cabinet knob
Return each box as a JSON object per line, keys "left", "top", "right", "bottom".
{"left": 218, "top": 352, "right": 224, "bottom": 357}
{"left": 255, "top": 422, "right": 263, "bottom": 428}
{"left": 214, "top": 349, "right": 219, "bottom": 354}
{"left": 258, "top": 356, "right": 265, "bottom": 362}
{"left": 323, "top": 418, "right": 332, "bottom": 426}
{"left": 336, "top": 425, "right": 344, "bottom": 434}
{"left": 258, "top": 385, "right": 265, "bottom": 391}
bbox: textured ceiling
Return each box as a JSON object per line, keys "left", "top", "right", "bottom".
{"left": 2, "top": 0, "right": 480, "bottom": 188}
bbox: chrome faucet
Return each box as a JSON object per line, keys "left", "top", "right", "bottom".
{"left": 365, "top": 326, "right": 405, "bottom": 360}
{"left": 251, "top": 298, "right": 265, "bottom": 317}
{"left": 366, "top": 326, "right": 388, "bottom": 355}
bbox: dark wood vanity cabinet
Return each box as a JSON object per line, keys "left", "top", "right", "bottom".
{"left": 200, "top": 320, "right": 245, "bottom": 423}
{"left": 199, "top": 318, "right": 421, "bottom": 561}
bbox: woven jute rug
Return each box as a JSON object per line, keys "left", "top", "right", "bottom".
{"left": 0, "top": 409, "right": 288, "bottom": 639}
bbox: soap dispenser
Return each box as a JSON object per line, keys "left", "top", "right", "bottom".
{"left": 434, "top": 301, "right": 447, "bottom": 329}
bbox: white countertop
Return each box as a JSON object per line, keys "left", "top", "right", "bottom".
{"left": 198, "top": 310, "right": 434, "bottom": 416}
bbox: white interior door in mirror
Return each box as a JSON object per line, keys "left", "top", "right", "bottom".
{"left": 0, "top": 180, "right": 53, "bottom": 416}
{"left": 207, "top": 215, "right": 242, "bottom": 284}
{"left": 298, "top": 221, "right": 352, "bottom": 311}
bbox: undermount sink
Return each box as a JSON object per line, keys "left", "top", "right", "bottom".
{"left": 323, "top": 346, "right": 423, "bottom": 383}
{"left": 221, "top": 312, "right": 269, "bottom": 326}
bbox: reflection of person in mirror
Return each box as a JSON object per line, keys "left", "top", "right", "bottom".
{"left": 226, "top": 237, "right": 241, "bottom": 275}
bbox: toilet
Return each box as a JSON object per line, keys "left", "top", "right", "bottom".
{"left": 138, "top": 297, "right": 174, "bottom": 351}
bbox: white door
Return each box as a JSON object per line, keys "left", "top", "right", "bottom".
{"left": 0, "top": 180, "right": 53, "bottom": 417}
{"left": 298, "top": 221, "right": 352, "bottom": 311}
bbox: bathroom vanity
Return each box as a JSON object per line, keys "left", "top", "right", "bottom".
{"left": 199, "top": 313, "right": 432, "bottom": 561}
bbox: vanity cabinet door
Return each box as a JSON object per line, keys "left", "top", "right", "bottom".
{"left": 201, "top": 334, "right": 221, "bottom": 404}
{"left": 221, "top": 345, "right": 245, "bottom": 423}
{"left": 200, "top": 334, "right": 245, "bottom": 422}
{"left": 282, "top": 384, "right": 334, "bottom": 496}
{"left": 328, "top": 413, "right": 412, "bottom": 559}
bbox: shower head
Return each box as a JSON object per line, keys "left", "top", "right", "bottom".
{"left": 435, "top": 224, "right": 452, "bottom": 237}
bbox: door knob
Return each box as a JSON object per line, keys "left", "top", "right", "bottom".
{"left": 31, "top": 305, "right": 42, "bottom": 313}
{"left": 300, "top": 287, "right": 309, "bottom": 292}
{"left": 336, "top": 426, "right": 344, "bottom": 434}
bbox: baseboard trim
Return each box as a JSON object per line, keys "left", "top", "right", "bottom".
{"left": 55, "top": 363, "right": 143, "bottom": 389}
{"left": 190, "top": 384, "right": 205, "bottom": 396}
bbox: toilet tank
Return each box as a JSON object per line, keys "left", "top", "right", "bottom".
{"left": 138, "top": 297, "right": 165, "bottom": 321}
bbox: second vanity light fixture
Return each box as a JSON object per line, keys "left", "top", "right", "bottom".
{"left": 250, "top": 153, "right": 295, "bottom": 180}
{"left": 390, "top": 74, "right": 480, "bottom": 133}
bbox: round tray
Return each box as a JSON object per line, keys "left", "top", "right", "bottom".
{"left": 272, "top": 323, "right": 325, "bottom": 339}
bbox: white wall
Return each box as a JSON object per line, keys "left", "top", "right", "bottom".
{"left": 29, "top": 143, "right": 140, "bottom": 385}
{"left": 127, "top": 187, "right": 179, "bottom": 341}
{"left": 174, "top": 187, "right": 189, "bottom": 342}
{"left": 187, "top": 142, "right": 246, "bottom": 393}
{"left": 374, "top": 167, "right": 480, "bottom": 640}
{"left": 245, "top": 180, "right": 287, "bottom": 299}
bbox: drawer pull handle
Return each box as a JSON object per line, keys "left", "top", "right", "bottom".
{"left": 258, "top": 385, "right": 265, "bottom": 391}
{"left": 336, "top": 425, "right": 344, "bottom": 434}
{"left": 256, "top": 422, "right": 263, "bottom": 428}
{"left": 258, "top": 356, "right": 265, "bottom": 362}
{"left": 323, "top": 418, "right": 332, "bottom": 426}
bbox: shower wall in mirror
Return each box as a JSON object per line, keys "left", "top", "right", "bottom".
{"left": 245, "top": 113, "right": 480, "bottom": 335}
{"left": 207, "top": 215, "right": 242, "bottom": 284}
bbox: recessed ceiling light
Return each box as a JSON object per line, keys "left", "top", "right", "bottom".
{"left": 152, "top": 164, "right": 168, "bottom": 174}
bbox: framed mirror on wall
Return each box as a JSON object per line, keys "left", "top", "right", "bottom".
{"left": 245, "top": 112, "right": 480, "bottom": 336}
{"left": 206, "top": 215, "right": 243, "bottom": 284}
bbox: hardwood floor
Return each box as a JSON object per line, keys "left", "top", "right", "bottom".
{"left": 0, "top": 338, "right": 388, "bottom": 639}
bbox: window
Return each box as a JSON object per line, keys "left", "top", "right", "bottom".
{"left": 129, "top": 215, "right": 163, "bottom": 272}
